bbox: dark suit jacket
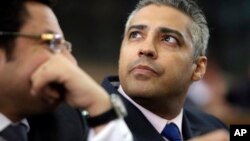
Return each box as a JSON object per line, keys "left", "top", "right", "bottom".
{"left": 101, "top": 76, "right": 228, "bottom": 141}
{"left": 27, "top": 103, "right": 88, "bottom": 141}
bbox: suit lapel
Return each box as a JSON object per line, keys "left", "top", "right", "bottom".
{"left": 102, "top": 76, "right": 165, "bottom": 141}
{"left": 182, "top": 111, "right": 201, "bottom": 140}
{"left": 182, "top": 108, "right": 212, "bottom": 140}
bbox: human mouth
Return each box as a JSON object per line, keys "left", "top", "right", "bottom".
{"left": 131, "top": 64, "right": 159, "bottom": 76}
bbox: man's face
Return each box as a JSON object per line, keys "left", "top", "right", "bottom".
{"left": 119, "top": 4, "right": 198, "bottom": 101}
{"left": 0, "top": 2, "right": 75, "bottom": 116}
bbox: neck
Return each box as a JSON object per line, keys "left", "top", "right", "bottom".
{"left": 0, "top": 106, "right": 25, "bottom": 122}
{"left": 132, "top": 96, "right": 184, "bottom": 120}
{"left": 1, "top": 111, "right": 23, "bottom": 123}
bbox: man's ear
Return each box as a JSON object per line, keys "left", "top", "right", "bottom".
{"left": 192, "top": 56, "right": 207, "bottom": 81}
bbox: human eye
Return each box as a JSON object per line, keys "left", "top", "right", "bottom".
{"left": 128, "top": 31, "right": 142, "bottom": 40}
{"left": 161, "top": 35, "right": 180, "bottom": 47}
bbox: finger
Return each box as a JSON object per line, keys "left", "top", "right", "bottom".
{"left": 30, "top": 61, "right": 61, "bottom": 95}
{"left": 39, "top": 86, "right": 62, "bottom": 104}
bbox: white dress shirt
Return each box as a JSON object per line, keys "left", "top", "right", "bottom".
{"left": 0, "top": 113, "right": 12, "bottom": 132}
{"left": 0, "top": 113, "right": 29, "bottom": 132}
{"left": 88, "top": 119, "right": 133, "bottom": 141}
{"left": 118, "top": 85, "right": 183, "bottom": 141}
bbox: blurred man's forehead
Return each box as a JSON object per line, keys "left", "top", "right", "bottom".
{"left": 21, "top": 1, "right": 62, "bottom": 35}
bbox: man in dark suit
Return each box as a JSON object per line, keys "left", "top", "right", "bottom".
{"left": 97, "top": 0, "right": 229, "bottom": 140}
{"left": 0, "top": 0, "right": 132, "bottom": 141}
{"left": 0, "top": 0, "right": 228, "bottom": 141}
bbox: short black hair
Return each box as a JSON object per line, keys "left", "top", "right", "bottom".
{"left": 0, "top": 0, "right": 57, "bottom": 58}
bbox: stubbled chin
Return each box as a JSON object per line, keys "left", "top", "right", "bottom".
{"left": 124, "top": 81, "right": 155, "bottom": 97}
{"left": 131, "top": 69, "right": 158, "bottom": 80}
{"left": 133, "top": 73, "right": 152, "bottom": 80}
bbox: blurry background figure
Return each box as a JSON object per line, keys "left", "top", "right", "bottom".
{"left": 186, "top": 58, "right": 234, "bottom": 124}
{"left": 187, "top": 59, "right": 250, "bottom": 125}
{"left": 186, "top": 80, "right": 212, "bottom": 108}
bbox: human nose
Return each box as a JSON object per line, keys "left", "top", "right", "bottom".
{"left": 138, "top": 38, "right": 158, "bottom": 59}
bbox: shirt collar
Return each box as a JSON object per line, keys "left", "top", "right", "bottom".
{"left": 118, "top": 85, "right": 183, "bottom": 136}
{"left": 0, "top": 113, "right": 30, "bottom": 132}
{"left": 0, "top": 113, "right": 11, "bottom": 132}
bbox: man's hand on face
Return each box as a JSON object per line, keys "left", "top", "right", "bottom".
{"left": 30, "top": 54, "right": 112, "bottom": 116}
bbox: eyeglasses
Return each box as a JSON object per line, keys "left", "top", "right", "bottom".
{"left": 0, "top": 31, "right": 72, "bottom": 53}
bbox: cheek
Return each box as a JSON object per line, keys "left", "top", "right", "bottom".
{"left": 118, "top": 47, "right": 133, "bottom": 73}
{"left": 172, "top": 57, "right": 193, "bottom": 81}
{"left": 0, "top": 52, "right": 51, "bottom": 99}
{"left": 14, "top": 51, "right": 51, "bottom": 82}
{"left": 12, "top": 41, "right": 50, "bottom": 75}
{"left": 161, "top": 53, "right": 193, "bottom": 77}
{"left": 118, "top": 52, "right": 125, "bottom": 76}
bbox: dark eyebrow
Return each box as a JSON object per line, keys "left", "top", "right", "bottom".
{"left": 159, "top": 27, "right": 184, "bottom": 41}
{"left": 127, "top": 25, "right": 147, "bottom": 32}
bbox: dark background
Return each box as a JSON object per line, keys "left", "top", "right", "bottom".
{"left": 53, "top": 0, "right": 250, "bottom": 83}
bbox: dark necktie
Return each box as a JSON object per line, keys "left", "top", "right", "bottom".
{"left": 0, "top": 123, "right": 27, "bottom": 141}
{"left": 161, "top": 123, "right": 182, "bottom": 141}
